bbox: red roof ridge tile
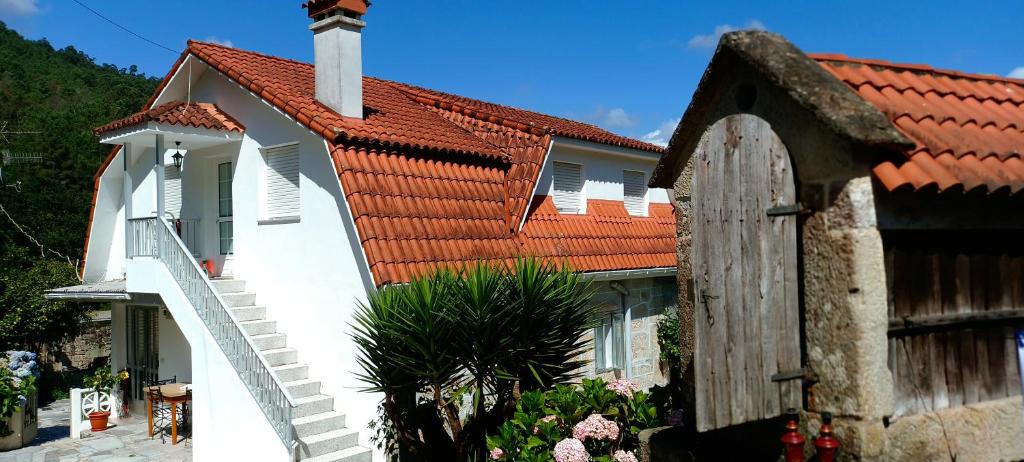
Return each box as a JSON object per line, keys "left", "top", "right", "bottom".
{"left": 810, "top": 53, "right": 1024, "bottom": 86}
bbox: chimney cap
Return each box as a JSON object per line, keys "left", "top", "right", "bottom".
{"left": 303, "top": 0, "right": 369, "bottom": 18}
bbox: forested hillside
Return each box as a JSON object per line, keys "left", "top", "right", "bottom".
{"left": 0, "top": 21, "right": 159, "bottom": 349}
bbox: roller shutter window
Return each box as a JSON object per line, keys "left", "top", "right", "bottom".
{"left": 553, "top": 161, "right": 583, "bottom": 214}
{"left": 264, "top": 143, "right": 300, "bottom": 220}
{"left": 623, "top": 169, "right": 647, "bottom": 216}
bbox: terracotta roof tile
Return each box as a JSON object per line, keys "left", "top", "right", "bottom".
{"left": 813, "top": 54, "right": 1024, "bottom": 195}
{"left": 93, "top": 101, "right": 244, "bottom": 135}
{"left": 86, "top": 41, "right": 673, "bottom": 286}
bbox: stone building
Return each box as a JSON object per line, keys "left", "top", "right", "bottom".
{"left": 579, "top": 277, "right": 676, "bottom": 390}
{"left": 649, "top": 31, "right": 1024, "bottom": 460}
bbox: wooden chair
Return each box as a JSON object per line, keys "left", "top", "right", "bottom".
{"left": 145, "top": 376, "right": 177, "bottom": 442}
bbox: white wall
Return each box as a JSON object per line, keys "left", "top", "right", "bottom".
{"left": 183, "top": 69, "right": 381, "bottom": 453}
{"left": 158, "top": 309, "right": 192, "bottom": 383}
{"left": 82, "top": 149, "right": 126, "bottom": 283}
{"left": 126, "top": 258, "right": 290, "bottom": 462}
{"left": 534, "top": 140, "right": 670, "bottom": 211}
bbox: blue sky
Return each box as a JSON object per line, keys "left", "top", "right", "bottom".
{"left": 2, "top": 0, "right": 1022, "bottom": 146}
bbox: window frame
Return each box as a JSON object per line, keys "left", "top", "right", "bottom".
{"left": 552, "top": 160, "right": 585, "bottom": 214}
{"left": 594, "top": 305, "right": 626, "bottom": 373}
{"left": 622, "top": 169, "right": 648, "bottom": 217}
{"left": 259, "top": 141, "right": 302, "bottom": 225}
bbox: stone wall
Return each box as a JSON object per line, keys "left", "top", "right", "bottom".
{"left": 41, "top": 310, "right": 111, "bottom": 372}
{"left": 578, "top": 276, "right": 676, "bottom": 390}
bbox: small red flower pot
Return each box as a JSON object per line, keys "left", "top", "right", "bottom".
{"left": 88, "top": 411, "right": 110, "bottom": 432}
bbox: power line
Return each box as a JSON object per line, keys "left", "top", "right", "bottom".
{"left": 70, "top": 0, "right": 178, "bottom": 54}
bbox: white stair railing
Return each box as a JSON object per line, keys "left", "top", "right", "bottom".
{"left": 128, "top": 217, "right": 297, "bottom": 454}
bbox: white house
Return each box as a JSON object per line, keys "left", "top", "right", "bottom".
{"left": 49, "top": 1, "right": 677, "bottom": 460}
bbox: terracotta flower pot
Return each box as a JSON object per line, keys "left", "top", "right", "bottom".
{"left": 88, "top": 411, "right": 110, "bottom": 432}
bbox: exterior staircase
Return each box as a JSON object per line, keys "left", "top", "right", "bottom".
{"left": 211, "top": 278, "right": 371, "bottom": 462}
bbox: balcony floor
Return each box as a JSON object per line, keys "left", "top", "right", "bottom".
{"left": 0, "top": 399, "right": 192, "bottom": 462}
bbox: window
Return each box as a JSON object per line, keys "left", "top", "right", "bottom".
{"left": 623, "top": 170, "right": 647, "bottom": 216}
{"left": 553, "top": 161, "right": 583, "bottom": 213}
{"left": 164, "top": 166, "right": 182, "bottom": 218}
{"left": 594, "top": 307, "right": 625, "bottom": 371}
{"left": 263, "top": 143, "right": 301, "bottom": 220}
{"left": 217, "top": 162, "right": 233, "bottom": 255}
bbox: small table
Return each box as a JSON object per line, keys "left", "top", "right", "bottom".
{"left": 145, "top": 383, "right": 191, "bottom": 445}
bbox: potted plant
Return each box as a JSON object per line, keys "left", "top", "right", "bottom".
{"left": 83, "top": 368, "right": 129, "bottom": 432}
{"left": 0, "top": 351, "right": 39, "bottom": 450}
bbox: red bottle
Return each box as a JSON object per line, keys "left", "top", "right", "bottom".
{"left": 814, "top": 412, "right": 839, "bottom": 462}
{"left": 781, "top": 409, "right": 805, "bottom": 462}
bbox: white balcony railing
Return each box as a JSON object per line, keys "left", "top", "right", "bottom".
{"left": 127, "top": 217, "right": 297, "bottom": 453}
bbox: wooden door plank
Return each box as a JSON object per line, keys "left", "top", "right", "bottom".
{"left": 925, "top": 253, "right": 949, "bottom": 411}
{"left": 938, "top": 253, "right": 964, "bottom": 409}
{"left": 706, "top": 121, "right": 731, "bottom": 429}
{"left": 970, "top": 254, "right": 991, "bottom": 403}
{"left": 738, "top": 121, "right": 765, "bottom": 421}
{"left": 723, "top": 117, "right": 747, "bottom": 425}
{"left": 956, "top": 254, "right": 980, "bottom": 405}
{"left": 771, "top": 131, "right": 801, "bottom": 411}
{"left": 691, "top": 130, "right": 714, "bottom": 431}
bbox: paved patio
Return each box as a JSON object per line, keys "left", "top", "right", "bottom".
{"left": 0, "top": 400, "right": 192, "bottom": 462}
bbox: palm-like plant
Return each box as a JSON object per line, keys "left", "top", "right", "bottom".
{"left": 351, "top": 258, "right": 596, "bottom": 461}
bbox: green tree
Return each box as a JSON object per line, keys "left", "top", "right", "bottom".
{"left": 0, "top": 21, "right": 156, "bottom": 351}
{"left": 0, "top": 259, "right": 89, "bottom": 350}
{"left": 352, "top": 258, "right": 597, "bottom": 461}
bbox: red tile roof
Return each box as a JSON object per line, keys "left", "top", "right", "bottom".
{"left": 813, "top": 54, "right": 1024, "bottom": 195}
{"left": 94, "top": 100, "right": 245, "bottom": 135}
{"left": 85, "top": 41, "right": 673, "bottom": 285}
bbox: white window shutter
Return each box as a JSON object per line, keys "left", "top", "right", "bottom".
{"left": 623, "top": 170, "right": 647, "bottom": 216}
{"left": 164, "top": 166, "right": 182, "bottom": 218}
{"left": 552, "top": 161, "right": 583, "bottom": 213}
{"left": 264, "top": 143, "right": 300, "bottom": 219}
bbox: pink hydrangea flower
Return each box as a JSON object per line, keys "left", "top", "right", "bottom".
{"left": 613, "top": 450, "right": 638, "bottom": 462}
{"left": 606, "top": 378, "right": 641, "bottom": 398}
{"left": 572, "top": 413, "right": 619, "bottom": 442}
{"left": 553, "top": 438, "right": 589, "bottom": 462}
{"left": 490, "top": 447, "right": 505, "bottom": 460}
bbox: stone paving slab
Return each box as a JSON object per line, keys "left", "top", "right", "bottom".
{"left": 0, "top": 400, "right": 191, "bottom": 462}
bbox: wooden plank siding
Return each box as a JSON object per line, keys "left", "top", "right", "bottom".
{"left": 691, "top": 114, "right": 801, "bottom": 431}
{"left": 884, "top": 231, "right": 1024, "bottom": 417}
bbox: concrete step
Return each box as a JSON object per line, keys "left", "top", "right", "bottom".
{"left": 285, "top": 378, "right": 322, "bottom": 399}
{"left": 262, "top": 348, "right": 298, "bottom": 367}
{"left": 294, "top": 394, "right": 334, "bottom": 419}
{"left": 222, "top": 292, "right": 256, "bottom": 307}
{"left": 306, "top": 446, "right": 372, "bottom": 462}
{"left": 297, "top": 428, "right": 359, "bottom": 459}
{"left": 211, "top": 278, "right": 246, "bottom": 293}
{"left": 240, "top": 319, "right": 276, "bottom": 336}
{"left": 251, "top": 333, "right": 287, "bottom": 351}
{"left": 292, "top": 411, "right": 345, "bottom": 438}
{"left": 273, "top": 363, "right": 309, "bottom": 382}
{"left": 231, "top": 305, "right": 266, "bottom": 322}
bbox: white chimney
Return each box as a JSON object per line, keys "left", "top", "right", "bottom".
{"left": 305, "top": 0, "right": 368, "bottom": 119}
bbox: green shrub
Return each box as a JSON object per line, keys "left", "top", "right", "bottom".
{"left": 486, "top": 378, "right": 658, "bottom": 462}
{"left": 352, "top": 258, "right": 597, "bottom": 461}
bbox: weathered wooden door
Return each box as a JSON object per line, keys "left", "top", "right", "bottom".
{"left": 691, "top": 114, "right": 800, "bottom": 431}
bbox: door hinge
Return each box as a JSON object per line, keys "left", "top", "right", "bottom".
{"left": 771, "top": 368, "right": 818, "bottom": 383}
{"left": 766, "top": 202, "right": 808, "bottom": 217}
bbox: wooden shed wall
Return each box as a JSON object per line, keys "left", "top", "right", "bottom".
{"left": 884, "top": 231, "right": 1024, "bottom": 417}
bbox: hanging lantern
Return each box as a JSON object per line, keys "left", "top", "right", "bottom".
{"left": 172, "top": 141, "right": 184, "bottom": 170}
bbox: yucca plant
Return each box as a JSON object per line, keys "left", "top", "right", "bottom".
{"left": 351, "top": 257, "right": 596, "bottom": 461}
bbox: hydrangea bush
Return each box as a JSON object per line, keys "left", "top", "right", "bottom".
{"left": 0, "top": 351, "right": 39, "bottom": 437}
{"left": 486, "top": 378, "right": 660, "bottom": 462}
